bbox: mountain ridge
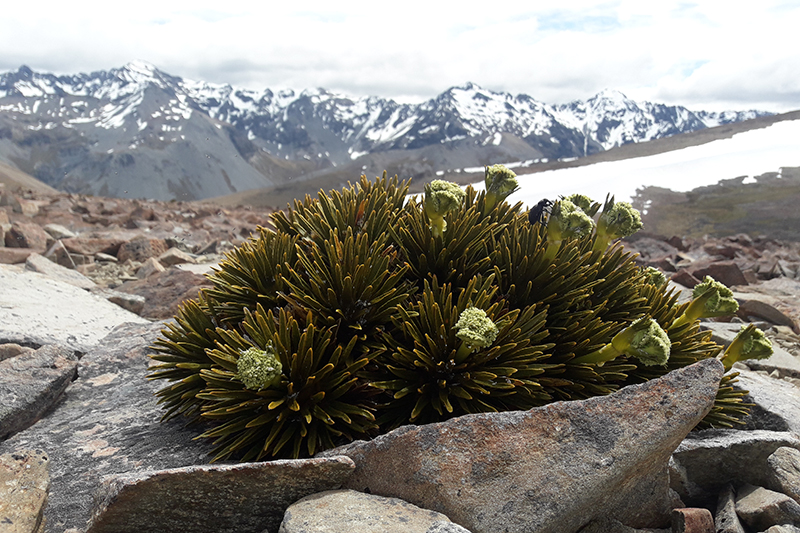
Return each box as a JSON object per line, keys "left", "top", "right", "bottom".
{"left": 0, "top": 62, "right": 771, "bottom": 201}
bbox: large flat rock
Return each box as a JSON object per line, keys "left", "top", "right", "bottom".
{"left": 0, "top": 321, "right": 218, "bottom": 533}
{"left": 87, "top": 458, "right": 356, "bottom": 533}
{"left": 0, "top": 264, "right": 148, "bottom": 353}
{"left": 320, "top": 359, "right": 723, "bottom": 533}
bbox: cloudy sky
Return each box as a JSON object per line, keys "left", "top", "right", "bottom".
{"left": 2, "top": 0, "right": 799, "bottom": 112}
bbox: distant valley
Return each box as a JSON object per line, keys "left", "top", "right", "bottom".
{"left": 0, "top": 61, "right": 770, "bottom": 202}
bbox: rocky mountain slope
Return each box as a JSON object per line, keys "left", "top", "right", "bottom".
{"left": 0, "top": 62, "right": 768, "bottom": 201}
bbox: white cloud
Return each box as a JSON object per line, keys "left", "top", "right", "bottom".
{"left": 1, "top": 1, "right": 799, "bottom": 112}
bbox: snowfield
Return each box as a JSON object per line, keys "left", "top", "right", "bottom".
{"left": 469, "top": 119, "right": 800, "bottom": 208}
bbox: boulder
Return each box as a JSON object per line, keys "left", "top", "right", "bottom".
{"left": 768, "top": 448, "right": 800, "bottom": 505}
{"left": 88, "top": 288, "right": 146, "bottom": 315}
{"left": 134, "top": 256, "right": 165, "bottom": 278}
{"left": 116, "top": 236, "right": 168, "bottom": 263}
{"left": 61, "top": 237, "right": 125, "bottom": 257}
{"left": 670, "top": 430, "right": 800, "bottom": 505}
{"left": 692, "top": 261, "right": 748, "bottom": 288}
{"left": 0, "top": 264, "right": 148, "bottom": 353}
{"left": 0, "top": 450, "right": 50, "bottom": 533}
{"left": 734, "top": 278, "right": 800, "bottom": 333}
{"left": 157, "top": 247, "right": 195, "bottom": 266}
{"left": 5, "top": 222, "right": 49, "bottom": 250}
{"left": 733, "top": 293, "right": 799, "bottom": 332}
{"left": 279, "top": 489, "right": 468, "bottom": 533}
{"left": 0, "top": 322, "right": 217, "bottom": 532}
{"left": 87, "top": 458, "right": 356, "bottom": 533}
{"left": 762, "top": 525, "right": 800, "bottom": 532}
{"left": 24, "top": 253, "right": 96, "bottom": 290}
{"left": 0, "top": 248, "right": 36, "bottom": 264}
{"left": 579, "top": 517, "right": 669, "bottom": 533}
{"left": 116, "top": 268, "right": 212, "bottom": 319}
{"left": 735, "top": 484, "right": 800, "bottom": 531}
{"left": 320, "top": 359, "right": 723, "bottom": 533}
{"left": 0, "top": 345, "right": 78, "bottom": 440}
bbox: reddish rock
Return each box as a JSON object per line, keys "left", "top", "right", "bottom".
{"left": 671, "top": 508, "right": 715, "bottom": 533}
{"left": 117, "top": 236, "right": 168, "bottom": 263}
{"left": 158, "top": 247, "right": 195, "bottom": 266}
{"left": 692, "top": 261, "right": 748, "bottom": 287}
{"left": 4, "top": 222, "right": 49, "bottom": 249}
{"left": 62, "top": 237, "right": 125, "bottom": 256}
{"left": 672, "top": 269, "right": 701, "bottom": 288}
{"left": 0, "top": 248, "right": 36, "bottom": 264}
{"left": 703, "top": 242, "right": 741, "bottom": 260}
{"left": 135, "top": 257, "right": 165, "bottom": 279}
{"left": 667, "top": 235, "right": 691, "bottom": 252}
{"left": 116, "top": 269, "right": 212, "bottom": 319}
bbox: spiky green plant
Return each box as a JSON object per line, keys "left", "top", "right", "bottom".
{"left": 149, "top": 173, "right": 764, "bottom": 461}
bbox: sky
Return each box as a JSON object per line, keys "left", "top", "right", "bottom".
{"left": 2, "top": 1, "right": 800, "bottom": 112}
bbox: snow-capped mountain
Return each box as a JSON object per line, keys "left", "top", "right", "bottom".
{"left": 0, "top": 62, "right": 770, "bottom": 201}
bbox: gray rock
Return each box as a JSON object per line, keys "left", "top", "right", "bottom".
{"left": 734, "top": 370, "right": 800, "bottom": 433}
{"left": 0, "top": 322, "right": 220, "bottom": 533}
{"left": 88, "top": 288, "right": 146, "bottom": 315}
{"left": 134, "top": 256, "right": 165, "bottom": 278}
{"left": 735, "top": 484, "right": 800, "bottom": 531}
{"left": 0, "top": 345, "right": 78, "bottom": 440}
{"left": 0, "top": 449, "right": 50, "bottom": 533}
{"left": 761, "top": 525, "right": 800, "bottom": 533}
{"left": 426, "top": 522, "right": 473, "bottom": 533}
{"left": 579, "top": 517, "right": 670, "bottom": 533}
{"left": 671, "top": 430, "right": 800, "bottom": 505}
{"left": 157, "top": 247, "right": 195, "bottom": 266}
{"left": 279, "top": 489, "right": 463, "bottom": 533}
{"left": 768, "top": 448, "right": 800, "bottom": 505}
{"left": 0, "top": 264, "right": 148, "bottom": 353}
{"left": 320, "top": 359, "right": 723, "bottom": 533}
{"left": 716, "top": 484, "right": 746, "bottom": 533}
{"left": 87, "top": 458, "right": 355, "bottom": 533}
{"left": 24, "top": 253, "right": 96, "bottom": 290}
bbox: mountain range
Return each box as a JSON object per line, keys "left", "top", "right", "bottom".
{"left": 0, "top": 61, "right": 770, "bottom": 202}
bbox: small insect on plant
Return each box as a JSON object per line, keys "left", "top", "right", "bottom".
{"left": 528, "top": 198, "right": 553, "bottom": 226}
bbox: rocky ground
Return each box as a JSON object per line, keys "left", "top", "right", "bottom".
{"left": 1, "top": 184, "right": 800, "bottom": 533}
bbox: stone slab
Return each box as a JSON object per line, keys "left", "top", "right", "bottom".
{"left": 671, "top": 430, "right": 800, "bottom": 505}
{"left": 0, "top": 264, "right": 148, "bottom": 353}
{"left": 0, "top": 322, "right": 218, "bottom": 533}
{"left": 87, "top": 458, "right": 356, "bottom": 533}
